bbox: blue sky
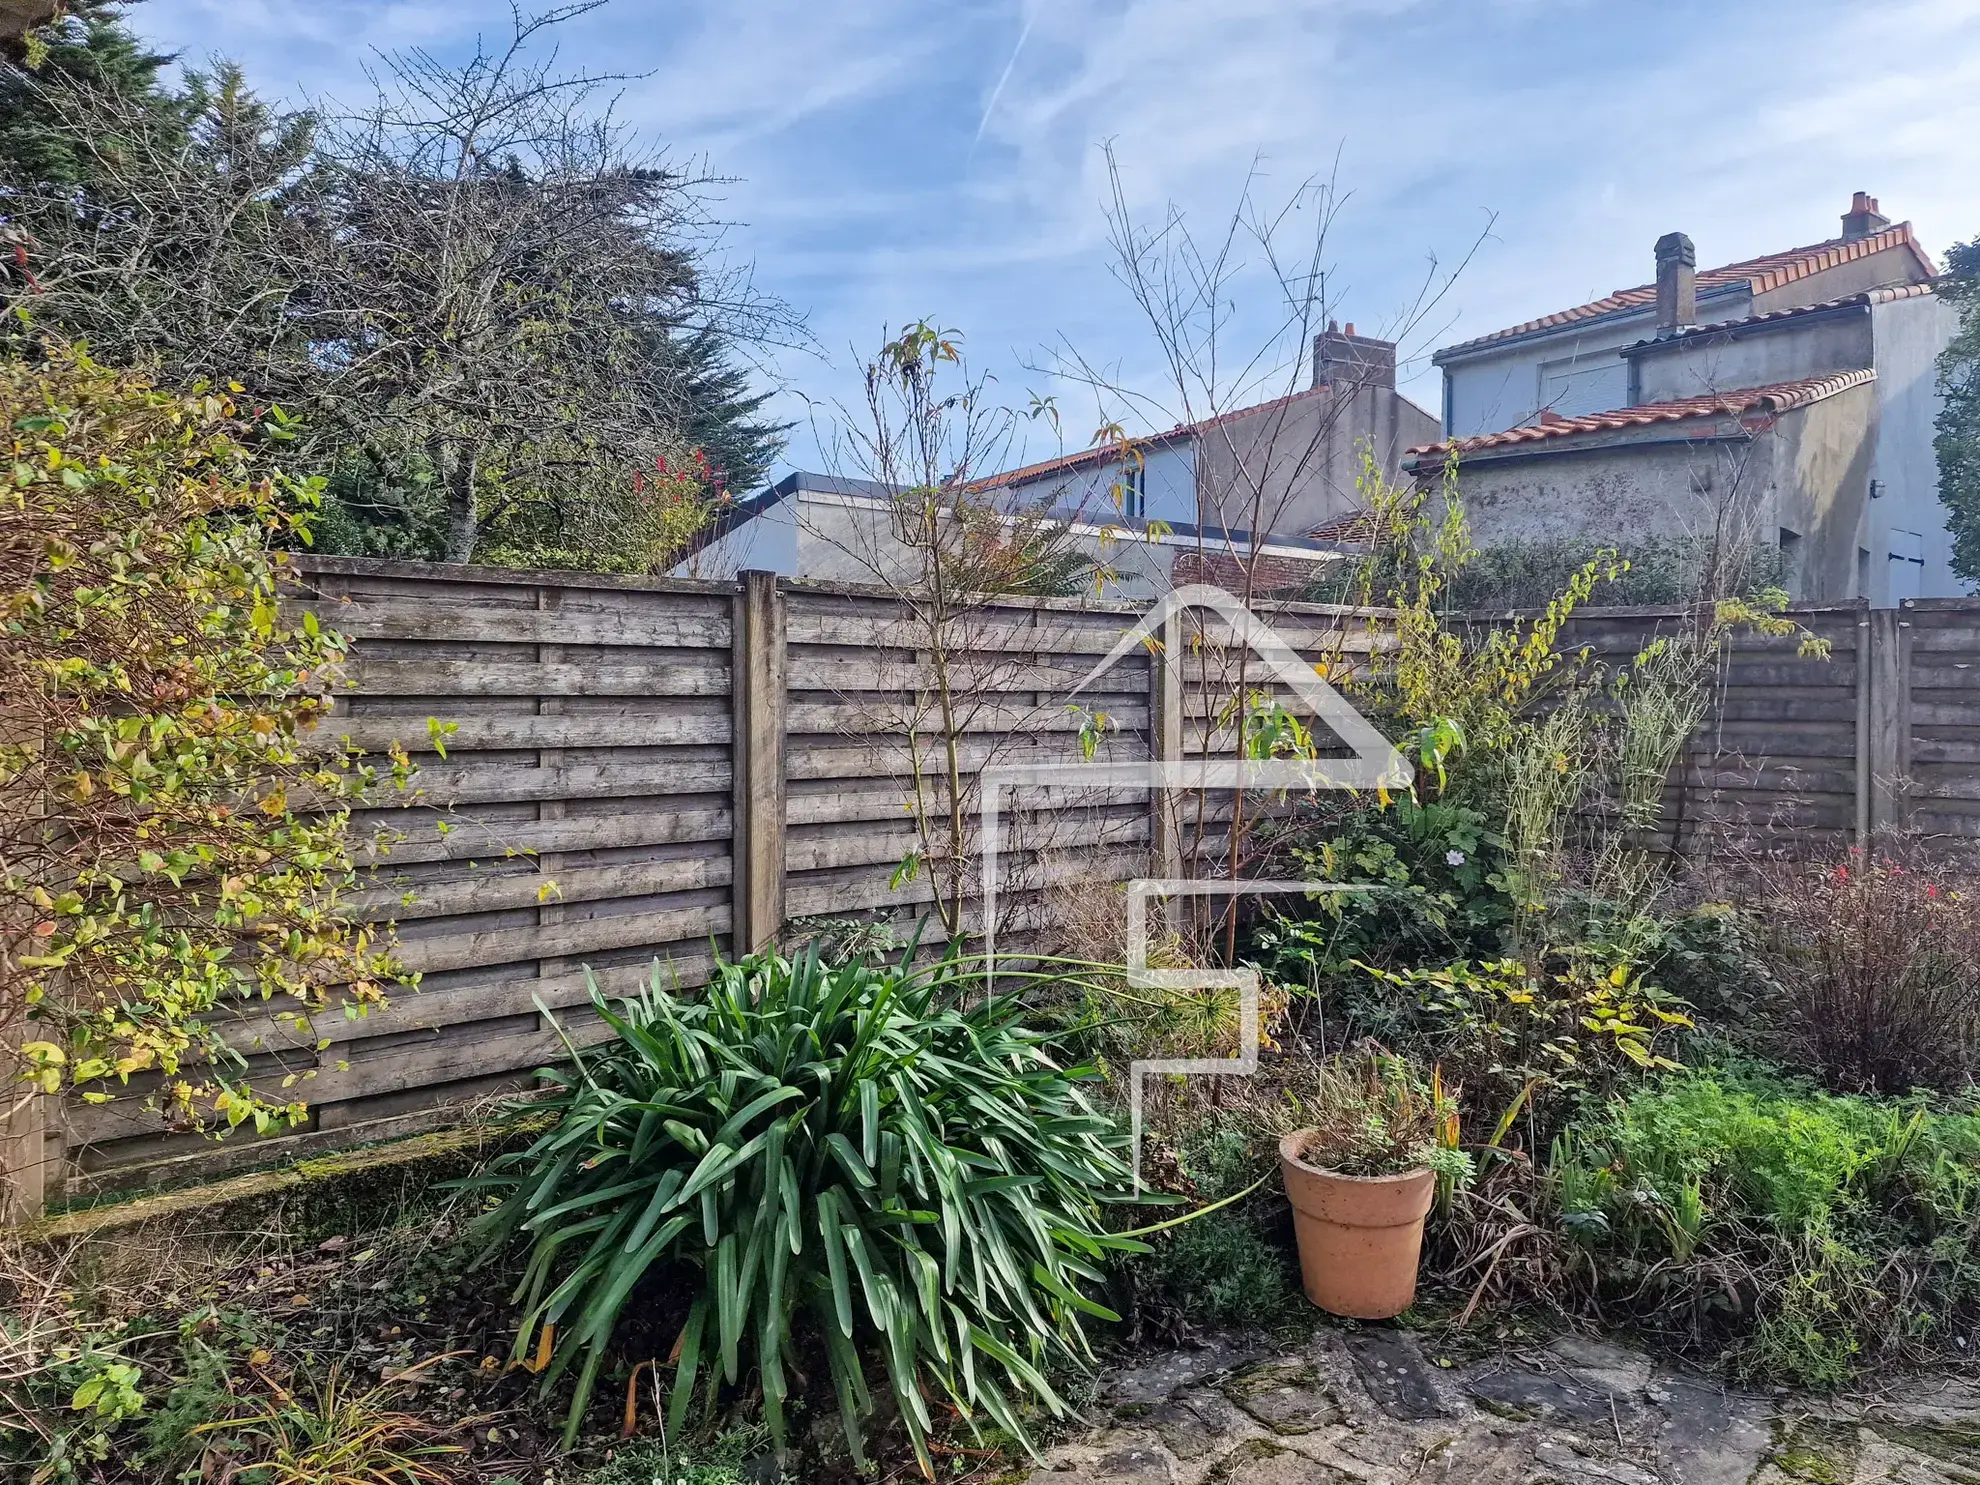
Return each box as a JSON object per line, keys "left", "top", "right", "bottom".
{"left": 131, "top": 0, "right": 1980, "bottom": 481}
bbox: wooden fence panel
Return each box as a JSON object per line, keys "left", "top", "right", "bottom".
{"left": 1901, "top": 599, "right": 1980, "bottom": 839}
{"left": 51, "top": 558, "right": 1980, "bottom": 1202}
{"left": 62, "top": 560, "right": 744, "bottom": 1193}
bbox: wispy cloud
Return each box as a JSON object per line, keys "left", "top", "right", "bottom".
{"left": 128, "top": 0, "right": 1980, "bottom": 473}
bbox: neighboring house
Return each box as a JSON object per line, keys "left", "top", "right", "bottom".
{"left": 976, "top": 323, "right": 1438, "bottom": 537}
{"left": 1437, "top": 195, "right": 1936, "bottom": 435}
{"left": 1412, "top": 195, "right": 1964, "bottom": 605}
{"left": 670, "top": 470, "right": 1363, "bottom": 602}
{"left": 675, "top": 323, "right": 1433, "bottom": 598}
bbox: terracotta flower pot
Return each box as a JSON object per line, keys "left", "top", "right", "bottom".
{"left": 1278, "top": 1130, "right": 1436, "bottom": 1319}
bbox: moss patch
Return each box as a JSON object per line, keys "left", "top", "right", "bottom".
{"left": 1770, "top": 1418, "right": 1859, "bottom": 1485}
{"left": 1204, "top": 1437, "right": 1291, "bottom": 1483}
{"left": 32, "top": 1119, "right": 545, "bottom": 1241}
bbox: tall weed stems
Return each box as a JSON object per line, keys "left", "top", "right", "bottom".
{"left": 1761, "top": 842, "right": 1980, "bottom": 1094}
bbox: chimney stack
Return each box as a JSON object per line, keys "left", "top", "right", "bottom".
{"left": 1654, "top": 232, "right": 1696, "bottom": 337}
{"left": 1841, "top": 191, "right": 1890, "bottom": 241}
{"left": 1312, "top": 321, "right": 1397, "bottom": 390}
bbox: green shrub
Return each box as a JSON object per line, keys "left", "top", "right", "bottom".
{"left": 1438, "top": 535, "right": 1785, "bottom": 612}
{"left": 1249, "top": 793, "right": 1512, "bottom": 1049}
{"left": 2, "top": 339, "right": 411, "bottom": 1131}
{"left": 469, "top": 946, "right": 1144, "bottom": 1473}
{"left": 1138, "top": 1211, "right": 1292, "bottom": 1330}
{"left": 1129, "top": 1117, "right": 1293, "bottom": 1330}
{"left": 1551, "top": 1065, "right": 1980, "bottom": 1383}
{"left": 1636, "top": 903, "right": 1780, "bottom": 1035}
{"left": 579, "top": 1424, "right": 780, "bottom": 1485}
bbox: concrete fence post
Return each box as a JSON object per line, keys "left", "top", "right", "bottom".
{"left": 2, "top": 703, "right": 59, "bottom": 1221}
{"left": 731, "top": 571, "right": 787, "bottom": 955}
{"left": 0, "top": 1044, "right": 54, "bottom": 1223}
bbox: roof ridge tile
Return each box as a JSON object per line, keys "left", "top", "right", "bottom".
{"left": 1407, "top": 369, "right": 1877, "bottom": 460}
{"left": 1437, "top": 224, "right": 1932, "bottom": 358}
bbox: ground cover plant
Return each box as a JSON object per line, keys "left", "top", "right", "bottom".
{"left": 1551, "top": 1065, "right": 1980, "bottom": 1384}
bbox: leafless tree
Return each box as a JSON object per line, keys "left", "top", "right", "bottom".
{"left": 796, "top": 324, "right": 1140, "bottom": 947}
{"left": 1038, "top": 151, "right": 1486, "bottom": 923}
{"left": 3, "top": 4, "right": 795, "bottom": 567}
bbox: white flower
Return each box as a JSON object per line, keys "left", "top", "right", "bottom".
{"left": 1445, "top": 849, "right": 1466, "bottom": 867}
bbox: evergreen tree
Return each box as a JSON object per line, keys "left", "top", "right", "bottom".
{"left": 1, "top": 3, "right": 794, "bottom": 571}
{"left": 642, "top": 326, "right": 789, "bottom": 497}
{"left": 0, "top": 1, "right": 179, "bottom": 188}
{"left": 1937, "top": 240, "right": 1980, "bottom": 583}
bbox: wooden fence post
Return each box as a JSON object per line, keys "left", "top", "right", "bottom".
{"left": 2, "top": 702, "right": 60, "bottom": 1221}
{"left": 1862, "top": 604, "right": 1911, "bottom": 837}
{"left": 1150, "top": 606, "right": 1184, "bottom": 883}
{"left": 731, "top": 571, "right": 787, "bottom": 955}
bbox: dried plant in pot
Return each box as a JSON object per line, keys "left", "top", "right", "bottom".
{"left": 1277, "top": 1050, "right": 1471, "bottom": 1319}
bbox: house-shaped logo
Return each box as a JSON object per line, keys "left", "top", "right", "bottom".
{"left": 978, "top": 584, "right": 1412, "bottom": 1187}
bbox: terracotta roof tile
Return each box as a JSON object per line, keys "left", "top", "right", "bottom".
{"left": 1623, "top": 280, "right": 1938, "bottom": 350}
{"left": 970, "top": 384, "right": 1335, "bottom": 493}
{"left": 1304, "top": 509, "right": 1381, "bottom": 543}
{"left": 1435, "top": 224, "right": 1934, "bottom": 359}
{"left": 1406, "top": 369, "right": 1876, "bottom": 462}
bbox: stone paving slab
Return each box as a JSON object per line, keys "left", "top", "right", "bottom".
{"left": 1021, "top": 1332, "right": 1980, "bottom": 1485}
{"left": 1344, "top": 1329, "right": 1455, "bottom": 1421}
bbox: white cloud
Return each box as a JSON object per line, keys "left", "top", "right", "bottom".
{"left": 118, "top": 0, "right": 1980, "bottom": 471}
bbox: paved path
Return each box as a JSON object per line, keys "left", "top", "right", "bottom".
{"left": 1019, "top": 1331, "right": 1980, "bottom": 1485}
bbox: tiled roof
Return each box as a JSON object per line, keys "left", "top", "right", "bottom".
{"left": 1435, "top": 224, "right": 1934, "bottom": 359}
{"left": 971, "top": 384, "right": 1335, "bottom": 493}
{"left": 1173, "top": 547, "right": 1337, "bottom": 595}
{"left": 1623, "top": 281, "right": 1938, "bottom": 351}
{"left": 1406, "top": 369, "right": 1877, "bottom": 461}
{"left": 1304, "top": 509, "right": 1381, "bottom": 543}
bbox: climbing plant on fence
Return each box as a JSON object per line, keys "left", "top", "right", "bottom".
{"left": 0, "top": 337, "right": 407, "bottom": 1161}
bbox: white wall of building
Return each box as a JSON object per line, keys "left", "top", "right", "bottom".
{"left": 1441, "top": 285, "right": 1752, "bottom": 437}
{"left": 1003, "top": 439, "right": 1198, "bottom": 526}
{"left": 676, "top": 491, "right": 800, "bottom": 580}
{"left": 1866, "top": 291, "right": 1969, "bottom": 603}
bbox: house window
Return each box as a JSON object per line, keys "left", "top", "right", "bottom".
{"left": 1857, "top": 547, "right": 1871, "bottom": 600}
{"left": 1116, "top": 460, "right": 1145, "bottom": 520}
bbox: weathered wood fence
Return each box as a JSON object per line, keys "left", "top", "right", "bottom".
{"left": 39, "top": 563, "right": 1980, "bottom": 1202}
{"left": 1544, "top": 598, "right": 1980, "bottom": 850}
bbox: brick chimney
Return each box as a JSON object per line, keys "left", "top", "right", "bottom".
{"left": 1311, "top": 320, "right": 1397, "bottom": 390}
{"left": 1654, "top": 232, "right": 1696, "bottom": 337}
{"left": 1841, "top": 191, "right": 1890, "bottom": 242}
